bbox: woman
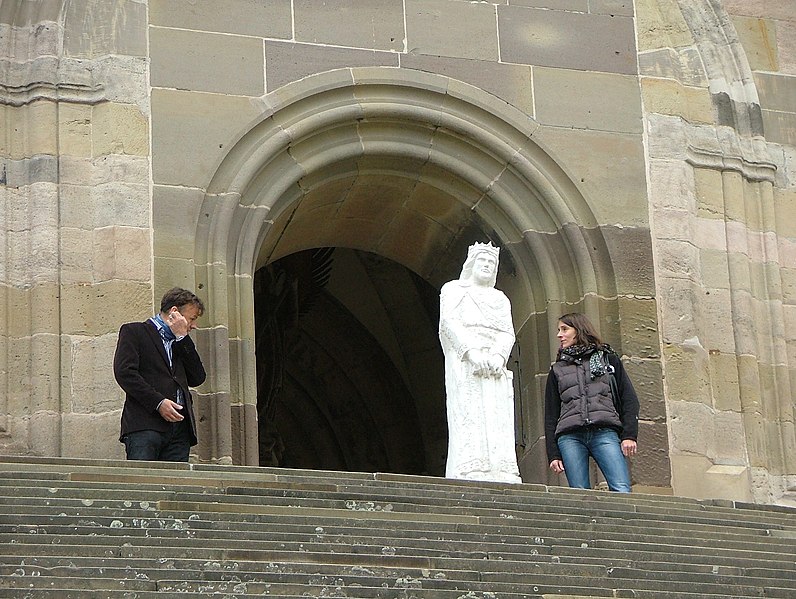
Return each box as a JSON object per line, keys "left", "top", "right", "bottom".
{"left": 544, "top": 313, "right": 639, "bottom": 492}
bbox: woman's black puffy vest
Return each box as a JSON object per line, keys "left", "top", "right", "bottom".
{"left": 553, "top": 352, "right": 622, "bottom": 437}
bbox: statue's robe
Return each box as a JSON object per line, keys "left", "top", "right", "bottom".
{"left": 439, "top": 281, "right": 521, "bottom": 483}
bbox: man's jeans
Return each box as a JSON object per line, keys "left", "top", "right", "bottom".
{"left": 557, "top": 427, "right": 631, "bottom": 493}
{"left": 123, "top": 421, "right": 191, "bottom": 462}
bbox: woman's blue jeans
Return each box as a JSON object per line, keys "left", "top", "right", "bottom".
{"left": 557, "top": 428, "right": 631, "bottom": 493}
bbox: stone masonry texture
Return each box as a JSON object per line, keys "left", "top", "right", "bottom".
{"left": 1, "top": 0, "right": 794, "bottom": 506}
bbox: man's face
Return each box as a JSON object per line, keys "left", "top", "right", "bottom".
{"left": 178, "top": 304, "right": 202, "bottom": 331}
{"left": 472, "top": 254, "right": 497, "bottom": 283}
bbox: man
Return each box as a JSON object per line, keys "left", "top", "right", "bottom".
{"left": 114, "top": 287, "right": 207, "bottom": 462}
{"left": 438, "top": 242, "right": 521, "bottom": 483}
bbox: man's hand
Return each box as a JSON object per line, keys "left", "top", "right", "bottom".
{"left": 621, "top": 439, "right": 637, "bottom": 457}
{"left": 165, "top": 308, "right": 190, "bottom": 337}
{"left": 549, "top": 459, "right": 565, "bottom": 474}
{"left": 158, "top": 399, "right": 184, "bottom": 422}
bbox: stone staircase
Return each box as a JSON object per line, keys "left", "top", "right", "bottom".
{"left": 0, "top": 456, "right": 794, "bottom": 598}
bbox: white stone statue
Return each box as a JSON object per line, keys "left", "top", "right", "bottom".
{"left": 439, "top": 242, "right": 522, "bottom": 484}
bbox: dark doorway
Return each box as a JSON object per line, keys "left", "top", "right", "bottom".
{"left": 254, "top": 247, "right": 447, "bottom": 475}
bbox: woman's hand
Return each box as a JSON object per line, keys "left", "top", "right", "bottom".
{"left": 621, "top": 439, "right": 637, "bottom": 457}
{"left": 549, "top": 459, "right": 565, "bottom": 474}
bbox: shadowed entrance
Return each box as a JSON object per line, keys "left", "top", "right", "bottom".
{"left": 254, "top": 247, "right": 446, "bottom": 475}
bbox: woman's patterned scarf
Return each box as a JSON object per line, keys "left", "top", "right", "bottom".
{"left": 560, "top": 344, "right": 614, "bottom": 379}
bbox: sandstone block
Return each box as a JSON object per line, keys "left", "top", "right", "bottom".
{"left": 63, "top": 0, "right": 147, "bottom": 58}
{"left": 61, "top": 280, "right": 152, "bottom": 336}
{"left": 693, "top": 167, "right": 725, "bottom": 218}
{"left": 400, "top": 54, "right": 533, "bottom": 115}
{"left": 641, "top": 78, "right": 713, "bottom": 124}
{"left": 603, "top": 227, "right": 656, "bottom": 297}
{"left": 742, "top": 409, "right": 768, "bottom": 468}
{"left": 760, "top": 109, "right": 796, "bottom": 146}
{"left": 774, "top": 188, "right": 796, "bottom": 237}
{"left": 58, "top": 103, "right": 92, "bottom": 158}
{"left": 616, "top": 296, "right": 659, "bottom": 358}
{"left": 781, "top": 265, "right": 796, "bottom": 304}
{"left": 699, "top": 248, "right": 731, "bottom": 289}
{"left": 265, "top": 41, "right": 397, "bottom": 93}
{"left": 662, "top": 342, "right": 714, "bottom": 406}
{"left": 154, "top": 257, "right": 199, "bottom": 298}
{"left": 59, "top": 180, "right": 149, "bottom": 231}
{"left": 150, "top": 0, "right": 292, "bottom": 39}
{"left": 9, "top": 100, "right": 58, "bottom": 158}
{"left": 633, "top": 420, "right": 671, "bottom": 488}
{"left": 153, "top": 185, "right": 206, "bottom": 260}
{"left": 776, "top": 19, "right": 796, "bottom": 75}
{"left": 498, "top": 4, "right": 636, "bottom": 74}
{"left": 294, "top": 0, "right": 403, "bottom": 51}
{"left": 655, "top": 238, "right": 699, "bottom": 281}
{"left": 535, "top": 68, "right": 642, "bottom": 133}
{"left": 61, "top": 411, "right": 125, "bottom": 459}
{"left": 94, "top": 226, "right": 152, "bottom": 283}
{"left": 722, "top": 0, "right": 796, "bottom": 21}
{"left": 92, "top": 102, "right": 149, "bottom": 157}
{"left": 58, "top": 155, "right": 150, "bottom": 187}
{"left": 58, "top": 227, "right": 95, "bottom": 285}
{"left": 151, "top": 89, "right": 264, "bottom": 188}
{"left": 708, "top": 351, "right": 742, "bottom": 412}
{"left": 638, "top": 47, "right": 707, "bottom": 86}
{"left": 62, "top": 332, "right": 124, "bottom": 414}
{"left": 670, "top": 454, "right": 752, "bottom": 502}
{"left": 634, "top": 0, "right": 693, "bottom": 53}
{"left": 150, "top": 27, "right": 264, "bottom": 96}
{"left": 731, "top": 16, "right": 779, "bottom": 72}
{"left": 532, "top": 127, "right": 648, "bottom": 226}
{"left": 406, "top": 0, "right": 498, "bottom": 61}
{"left": 507, "top": 0, "right": 586, "bottom": 10}
{"left": 28, "top": 411, "right": 63, "bottom": 457}
{"left": 623, "top": 358, "right": 666, "bottom": 422}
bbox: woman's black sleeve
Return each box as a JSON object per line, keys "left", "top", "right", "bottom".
{"left": 544, "top": 368, "right": 563, "bottom": 462}
{"left": 610, "top": 353, "right": 639, "bottom": 441}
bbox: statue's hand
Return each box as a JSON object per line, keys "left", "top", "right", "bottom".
{"left": 466, "top": 350, "right": 504, "bottom": 377}
{"left": 486, "top": 354, "right": 504, "bottom": 376}
{"left": 465, "top": 349, "right": 489, "bottom": 376}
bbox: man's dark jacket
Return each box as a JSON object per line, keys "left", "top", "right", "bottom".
{"left": 113, "top": 320, "right": 206, "bottom": 445}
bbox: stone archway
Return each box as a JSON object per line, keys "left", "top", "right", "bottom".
{"left": 191, "top": 68, "right": 625, "bottom": 477}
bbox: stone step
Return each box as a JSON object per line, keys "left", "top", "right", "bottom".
{"left": 3, "top": 462, "right": 791, "bottom": 526}
{"left": 1, "top": 456, "right": 794, "bottom": 598}
{"left": 2, "top": 516, "right": 794, "bottom": 566}
{"left": 1, "top": 478, "right": 790, "bottom": 543}
{"left": 1, "top": 544, "right": 794, "bottom": 597}
{"left": 3, "top": 509, "right": 793, "bottom": 574}
{"left": 3, "top": 474, "right": 796, "bottom": 538}
{"left": 0, "top": 507, "right": 793, "bottom": 559}
{"left": 0, "top": 554, "right": 786, "bottom": 599}
{"left": 0, "top": 456, "right": 787, "bottom": 520}
{"left": 3, "top": 554, "right": 792, "bottom": 599}
{"left": 2, "top": 545, "right": 793, "bottom": 594}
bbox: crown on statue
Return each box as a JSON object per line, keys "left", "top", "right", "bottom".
{"left": 467, "top": 241, "right": 499, "bottom": 261}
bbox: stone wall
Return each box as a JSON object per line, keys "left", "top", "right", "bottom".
{"left": 638, "top": 0, "right": 796, "bottom": 503}
{"left": 1, "top": 0, "right": 794, "bottom": 504}
{"left": 0, "top": 0, "right": 151, "bottom": 460}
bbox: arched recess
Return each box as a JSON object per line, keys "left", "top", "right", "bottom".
{"left": 191, "top": 67, "right": 618, "bottom": 469}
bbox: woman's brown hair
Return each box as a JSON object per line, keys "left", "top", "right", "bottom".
{"left": 558, "top": 312, "right": 603, "bottom": 347}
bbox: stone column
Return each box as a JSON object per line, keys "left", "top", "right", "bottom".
{"left": 0, "top": 0, "right": 151, "bottom": 458}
